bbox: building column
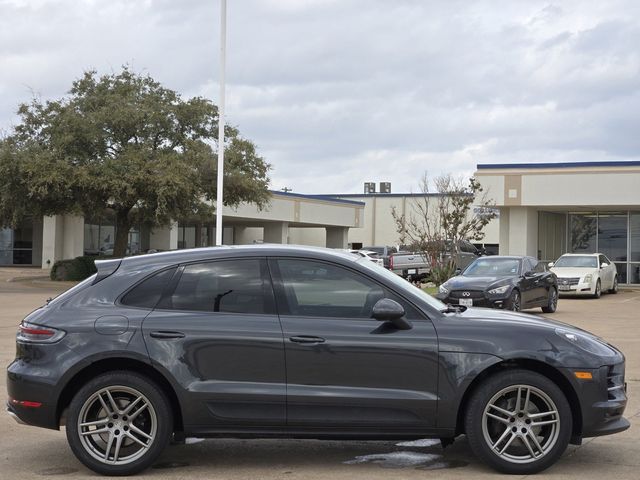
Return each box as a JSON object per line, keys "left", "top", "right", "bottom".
{"left": 41, "top": 214, "right": 84, "bottom": 269}
{"left": 263, "top": 222, "right": 289, "bottom": 244}
{"left": 326, "top": 226, "right": 349, "bottom": 249}
{"left": 504, "top": 207, "right": 539, "bottom": 257}
{"left": 149, "top": 222, "right": 178, "bottom": 251}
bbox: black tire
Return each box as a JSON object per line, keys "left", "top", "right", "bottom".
{"left": 593, "top": 279, "right": 601, "bottom": 299}
{"left": 609, "top": 276, "right": 618, "bottom": 294}
{"left": 507, "top": 289, "right": 521, "bottom": 311}
{"left": 464, "top": 369, "right": 572, "bottom": 474}
{"left": 541, "top": 288, "right": 558, "bottom": 313}
{"left": 66, "top": 371, "right": 173, "bottom": 476}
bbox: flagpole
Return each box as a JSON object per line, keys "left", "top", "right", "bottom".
{"left": 215, "top": 0, "right": 226, "bottom": 246}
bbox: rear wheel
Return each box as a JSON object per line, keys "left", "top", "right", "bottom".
{"left": 609, "top": 276, "right": 618, "bottom": 294}
{"left": 66, "top": 371, "right": 172, "bottom": 476}
{"left": 541, "top": 288, "right": 557, "bottom": 313}
{"left": 464, "top": 370, "right": 572, "bottom": 474}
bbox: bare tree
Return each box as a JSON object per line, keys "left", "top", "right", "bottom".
{"left": 391, "top": 173, "right": 497, "bottom": 285}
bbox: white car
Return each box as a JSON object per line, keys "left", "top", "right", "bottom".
{"left": 350, "top": 249, "right": 385, "bottom": 267}
{"left": 550, "top": 253, "right": 618, "bottom": 298}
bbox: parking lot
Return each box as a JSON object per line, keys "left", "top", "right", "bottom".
{"left": 1, "top": 272, "right": 638, "bottom": 479}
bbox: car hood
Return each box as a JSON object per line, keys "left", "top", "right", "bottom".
{"left": 445, "top": 275, "right": 515, "bottom": 290}
{"left": 550, "top": 267, "right": 597, "bottom": 278}
{"left": 457, "top": 306, "right": 585, "bottom": 333}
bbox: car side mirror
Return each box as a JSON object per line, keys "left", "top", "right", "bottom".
{"left": 455, "top": 268, "right": 462, "bottom": 275}
{"left": 548, "top": 262, "right": 554, "bottom": 268}
{"left": 600, "top": 263, "right": 608, "bottom": 268}
{"left": 371, "top": 298, "right": 412, "bottom": 330}
{"left": 524, "top": 270, "right": 536, "bottom": 277}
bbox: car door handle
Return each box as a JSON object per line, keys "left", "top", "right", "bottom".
{"left": 289, "top": 335, "right": 326, "bottom": 344}
{"left": 150, "top": 330, "right": 185, "bottom": 339}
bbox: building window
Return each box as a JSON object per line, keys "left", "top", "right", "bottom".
{"left": 0, "top": 221, "right": 34, "bottom": 265}
{"left": 569, "top": 213, "right": 597, "bottom": 253}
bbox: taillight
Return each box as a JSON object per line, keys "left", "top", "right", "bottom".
{"left": 17, "top": 321, "right": 65, "bottom": 343}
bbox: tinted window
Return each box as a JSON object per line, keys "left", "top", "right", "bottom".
{"left": 276, "top": 259, "right": 419, "bottom": 319}
{"left": 121, "top": 268, "right": 176, "bottom": 309}
{"left": 168, "top": 260, "right": 270, "bottom": 314}
{"left": 533, "top": 261, "right": 547, "bottom": 273}
{"left": 464, "top": 258, "right": 520, "bottom": 276}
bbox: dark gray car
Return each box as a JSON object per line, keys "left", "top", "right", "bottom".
{"left": 6, "top": 246, "right": 628, "bottom": 475}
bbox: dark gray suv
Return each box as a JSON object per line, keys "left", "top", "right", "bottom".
{"left": 6, "top": 246, "right": 628, "bottom": 475}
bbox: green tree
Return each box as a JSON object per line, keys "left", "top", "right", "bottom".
{"left": 391, "top": 173, "right": 497, "bottom": 285}
{"left": 0, "top": 67, "right": 271, "bottom": 256}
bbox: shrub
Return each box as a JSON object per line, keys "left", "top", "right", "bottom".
{"left": 50, "top": 256, "right": 99, "bottom": 281}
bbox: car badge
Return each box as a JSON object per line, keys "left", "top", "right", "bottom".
{"left": 462, "top": 291, "right": 471, "bottom": 297}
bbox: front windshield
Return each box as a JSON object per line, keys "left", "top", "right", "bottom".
{"left": 554, "top": 255, "right": 598, "bottom": 268}
{"left": 356, "top": 257, "right": 446, "bottom": 310}
{"left": 463, "top": 258, "right": 521, "bottom": 276}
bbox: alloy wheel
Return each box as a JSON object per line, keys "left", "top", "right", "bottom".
{"left": 77, "top": 386, "right": 157, "bottom": 465}
{"left": 482, "top": 385, "right": 560, "bottom": 464}
{"left": 511, "top": 292, "right": 521, "bottom": 311}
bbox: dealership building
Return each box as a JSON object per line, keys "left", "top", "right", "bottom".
{"left": 1, "top": 160, "right": 639, "bottom": 285}
{"left": 476, "top": 161, "right": 640, "bottom": 284}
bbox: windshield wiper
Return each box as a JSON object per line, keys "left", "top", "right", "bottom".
{"left": 440, "top": 303, "right": 467, "bottom": 313}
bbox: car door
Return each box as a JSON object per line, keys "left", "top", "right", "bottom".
{"left": 270, "top": 257, "right": 439, "bottom": 430}
{"left": 519, "top": 258, "right": 540, "bottom": 307}
{"left": 141, "top": 258, "right": 286, "bottom": 428}
{"left": 600, "top": 255, "right": 614, "bottom": 288}
{"left": 526, "top": 257, "right": 549, "bottom": 305}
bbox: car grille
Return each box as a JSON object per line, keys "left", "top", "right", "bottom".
{"left": 607, "top": 364, "right": 626, "bottom": 401}
{"left": 449, "top": 290, "right": 485, "bottom": 300}
{"left": 557, "top": 277, "right": 580, "bottom": 286}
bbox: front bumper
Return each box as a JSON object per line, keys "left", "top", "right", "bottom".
{"left": 566, "top": 362, "right": 630, "bottom": 439}
{"left": 558, "top": 282, "right": 595, "bottom": 295}
{"left": 436, "top": 291, "right": 510, "bottom": 309}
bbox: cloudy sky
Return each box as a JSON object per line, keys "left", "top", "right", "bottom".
{"left": 1, "top": 0, "right": 639, "bottom": 194}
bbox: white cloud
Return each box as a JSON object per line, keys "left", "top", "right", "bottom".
{"left": 1, "top": 0, "right": 639, "bottom": 193}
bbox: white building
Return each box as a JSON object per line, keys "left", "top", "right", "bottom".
{"left": 476, "top": 161, "right": 640, "bottom": 285}
{"left": 6, "top": 160, "right": 638, "bottom": 285}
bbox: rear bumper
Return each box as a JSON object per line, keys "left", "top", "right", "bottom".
{"left": 6, "top": 361, "right": 60, "bottom": 430}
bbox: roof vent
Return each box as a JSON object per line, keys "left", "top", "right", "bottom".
{"left": 364, "top": 182, "right": 376, "bottom": 194}
{"left": 379, "top": 182, "right": 391, "bottom": 193}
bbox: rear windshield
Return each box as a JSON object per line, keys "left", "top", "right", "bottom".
{"left": 554, "top": 256, "right": 598, "bottom": 268}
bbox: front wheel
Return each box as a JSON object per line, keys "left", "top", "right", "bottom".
{"left": 507, "top": 290, "right": 521, "bottom": 311}
{"left": 609, "top": 276, "right": 618, "bottom": 294}
{"left": 464, "top": 370, "right": 572, "bottom": 474}
{"left": 593, "top": 279, "right": 601, "bottom": 299}
{"left": 541, "top": 288, "right": 557, "bottom": 313}
{"left": 66, "top": 371, "right": 173, "bottom": 476}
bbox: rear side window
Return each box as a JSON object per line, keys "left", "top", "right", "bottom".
{"left": 167, "top": 259, "right": 271, "bottom": 314}
{"left": 121, "top": 268, "right": 177, "bottom": 309}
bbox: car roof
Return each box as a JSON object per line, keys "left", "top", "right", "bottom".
{"left": 558, "top": 253, "right": 601, "bottom": 256}
{"left": 110, "top": 244, "right": 359, "bottom": 270}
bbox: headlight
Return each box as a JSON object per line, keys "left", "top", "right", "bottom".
{"left": 583, "top": 274, "right": 593, "bottom": 283}
{"left": 488, "top": 285, "right": 510, "bottom": 295}
{"left": 439, "top": 284, "right": 449, "bottom": 294}
{"left": 555, "top": 328, "right": 617, "bottom": 356}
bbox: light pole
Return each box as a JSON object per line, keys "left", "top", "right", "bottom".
{"left": 215, "top": 0, "right": 227, "bottom": 246}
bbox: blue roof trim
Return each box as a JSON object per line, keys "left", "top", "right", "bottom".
{"left": 477, "top": 161, "right": 640, "bottom": 169}
{"left": 270, "top": 190, "right": 365, "bottom": 206}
